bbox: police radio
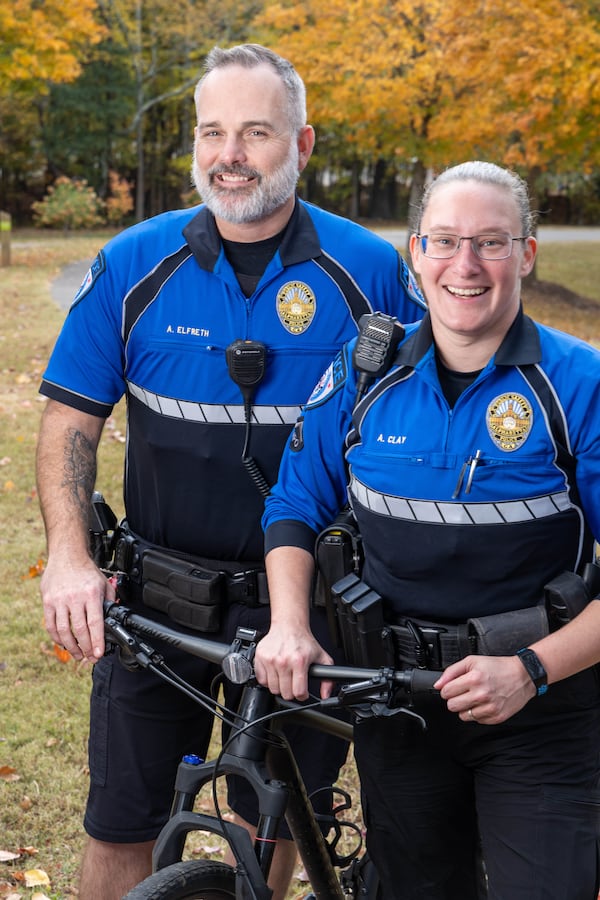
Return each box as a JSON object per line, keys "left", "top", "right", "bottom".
{"left": 226, "top": 340, "right": 271, "bottom": 497}
{"left": 226, "top": 339, "right": 267, "bottom": 401}
{"left": 352, "top": 312, "right": 405, "bottom": 401}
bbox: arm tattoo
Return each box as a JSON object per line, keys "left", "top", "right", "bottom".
{"left": 62, "top": 427, "right": 97, "bottom": 523}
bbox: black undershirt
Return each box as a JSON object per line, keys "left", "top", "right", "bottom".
{"left": 221, "top": 227, "right": 287, "bottom": 297}
{"left": 435, "top": 353, "right": 482, "bottom": 408}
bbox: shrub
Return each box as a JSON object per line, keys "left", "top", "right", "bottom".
{"left": 32, "top": 176, "right": 105, "bottom": 230}
{"left": 105, "top": 170, "right": 134, "bottom": 225}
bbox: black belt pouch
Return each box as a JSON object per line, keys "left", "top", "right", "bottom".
{"left": 467, "top": 604, "right": 549, "bottom": 655}
{"left": 142, "top": 548, "right": 224, "bottom": 632}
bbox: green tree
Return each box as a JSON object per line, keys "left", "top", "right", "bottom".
{"left": 41, "top": 41, "right": 137, "bottom": 199}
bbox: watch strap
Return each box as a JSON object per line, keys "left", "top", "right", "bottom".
{"left": 516, "top": 647, "right": 548, "bottom": 696}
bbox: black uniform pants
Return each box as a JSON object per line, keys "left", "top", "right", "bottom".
{"left": 354, "top": 668, "right": 600, "bottom": 900}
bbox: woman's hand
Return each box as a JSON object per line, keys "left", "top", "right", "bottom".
{"left": 434, "top": 654, "right": 535, "bottom": 724}
{"left": 254, "top": 623, "right": 334, "bottom": 701}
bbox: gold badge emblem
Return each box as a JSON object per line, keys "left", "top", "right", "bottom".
{"left": 487, "top": 393, "right": 533, "bottom": 452}
{"left": 276, "top": 281, "right": 316, "bottom": 334}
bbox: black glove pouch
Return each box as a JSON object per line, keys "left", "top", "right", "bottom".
{"left": 141, "top": 548, "right": 224, "bottom": 632}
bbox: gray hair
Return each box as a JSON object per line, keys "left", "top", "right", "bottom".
{"left": 414, "top": 161, "right": 536, "bottom": 237}
{"left": 195, "top": 44, "right": 307, "bottom": 135}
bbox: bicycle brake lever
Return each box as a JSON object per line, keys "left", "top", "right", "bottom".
{"left": 104, "top": 616, "right": 162, "bottom": 670}
{"left": 317, "top": 679, "right": 390, "bottom": 709}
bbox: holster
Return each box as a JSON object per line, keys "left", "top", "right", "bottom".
{"left": 544, "top": 569, "right": 593, "bottom": 630}
{"left": 314, "top": 507, "right": 364, "bottom": 648}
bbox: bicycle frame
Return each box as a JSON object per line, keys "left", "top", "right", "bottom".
{"left": 103, "top": 601, "right": 440, "bottom": 900}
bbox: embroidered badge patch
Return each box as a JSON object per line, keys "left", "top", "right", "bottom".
{"left": 486, "top": 393, "right": 533, "bottom": 451}
{"left": 276, "top": 281, "right": 316, "bottom": 334}
{"left": 305, "top": 351, "right": 347, "bottom": 409}
{"left": 71, "top": 251, "right": 106, "bottom": 308}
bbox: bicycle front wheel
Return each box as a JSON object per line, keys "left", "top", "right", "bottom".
{"left": 123, "top": 860, "right": 237, "bottom": 900}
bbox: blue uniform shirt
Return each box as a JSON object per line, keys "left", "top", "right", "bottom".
{"left": 263, "top": 311, "right": 600, "bottom": 620}
{"left": 40, "top": 200, "right": 425, "bottom": 560}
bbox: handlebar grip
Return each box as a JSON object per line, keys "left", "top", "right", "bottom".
{"left": 407, "top": 668, "right": 442, "bottom": 694}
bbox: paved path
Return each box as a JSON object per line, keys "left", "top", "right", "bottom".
{"left": 50, "top": 226, "right": 600, "bottom": 310}
{"left": 373, "top": 225, "right": 600, "bottom": 249}
{"left": 51, "top": 259, "right": 94, "bottom": 310}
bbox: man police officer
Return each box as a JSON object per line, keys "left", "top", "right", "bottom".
{"left": 36, "top": 43, "right": 425, "bottom": 900}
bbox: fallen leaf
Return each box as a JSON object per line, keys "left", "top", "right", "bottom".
{"left": 3, "top": 481, "right": 15, "bottom": 492}
{"left": 31, "top": 893, "right": 50, "bottom": 900}
{"left": 0, "top": 851, "right": 20, "bottom": 862}
{"left": 16, "top": 847, "right": 37, "bottom": 857}
{"left": 19, "top": 796, "right": 32, "bottom": 811}
{"left": 53, "top": 643, "right": 71, "bottom": 664}
{"left": 23, "top": 870, "right": 50, "bottom": 888}
{"left": 22, "top": 559, "right": 44, "bottom": 580}
{"left": 0, "top": 766, "right": 20, "bottom": 783}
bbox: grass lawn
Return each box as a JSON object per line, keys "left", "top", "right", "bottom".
{"left": 0, "top": 228, "right": 598, "bottom": 899}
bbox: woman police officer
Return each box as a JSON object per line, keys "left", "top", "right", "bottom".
{"left": 255, "top": 161, "right": 600, "bottom": 899}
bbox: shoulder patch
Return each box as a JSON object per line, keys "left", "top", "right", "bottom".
{"left": 305, "top": 350, "right": 348, "bottom": 409}
{"left": 71, "top": 251, "right": 106, "bottom": 308}
{"left": 399, "top": 255, "right": 425, "bottom": 307}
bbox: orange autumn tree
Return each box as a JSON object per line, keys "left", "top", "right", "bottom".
{"left": 254, "top": 0, "right": 600, "bottom": 215}
{"left": 428, "top": 0, "right": 600, "bottom": 174}
{"left": 0, "top": 0, "right": 105, "bottom": 92}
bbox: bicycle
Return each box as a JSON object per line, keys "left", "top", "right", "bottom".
{"left": 102, "top": 598, "right": 441, "bottom": 900}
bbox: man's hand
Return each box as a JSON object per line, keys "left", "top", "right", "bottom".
{"left": 41, "top": 555, "right": 115, "bottom": 662}
{"left": 254, "top": 624, "right": 333, "bottom": 701}
{"left": 434, "top": 654, "right": 536, "bottom": 725}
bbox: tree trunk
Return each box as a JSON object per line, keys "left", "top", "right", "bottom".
{"left": 406, "top": 159, "right": 427, "bottom": 256}
{"left": 523, "top": 165, "right": 542, "bottom": 286}
{"left": 350, "top": 160, "right": 361, "bottom": 219}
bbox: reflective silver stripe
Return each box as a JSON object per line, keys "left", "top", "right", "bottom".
{"left": 350, "top": 474, "right": 572, "bottom": 525}
{"left": 128, "top": 381, "right": 301, "bottom": 424}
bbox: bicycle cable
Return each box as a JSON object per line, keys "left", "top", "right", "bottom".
{"left": 209, "top": 695, "right": 326, "bottom": 852}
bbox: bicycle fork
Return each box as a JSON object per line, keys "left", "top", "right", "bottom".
{"left": 150, "top": 681, "right": 345, "bottom": 898}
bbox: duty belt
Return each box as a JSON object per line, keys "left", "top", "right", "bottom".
{"left": 113, "top": 526, "right": 269, "bottom": 607}
{"left": 391, "top": 618, "right": 477, "bottom": 669}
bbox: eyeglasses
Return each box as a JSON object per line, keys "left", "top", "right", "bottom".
{"left": 417, "top": 233, "right": 526, "bottom": 260}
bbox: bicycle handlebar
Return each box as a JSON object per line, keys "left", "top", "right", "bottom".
{"left": 103, "top": 600, "right": 441, "bottom": 699}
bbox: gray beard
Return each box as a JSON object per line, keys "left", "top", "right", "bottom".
{"left": 192, "top": 145, "right": 300, "bottom": 224}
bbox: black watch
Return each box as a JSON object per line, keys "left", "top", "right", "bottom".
{"left": 516, "top": 648, "right": 548, "bottom": 696}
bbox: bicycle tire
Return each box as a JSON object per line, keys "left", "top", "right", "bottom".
{"left": 123, "top": 860, "right": 236, "bottom": 900}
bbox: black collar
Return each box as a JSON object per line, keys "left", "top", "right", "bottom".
{"left": 182, "top": 199, "right": 321, "bottom": 272}
{"left": 395, "top": 307, "right": 542, "bottom": 369}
